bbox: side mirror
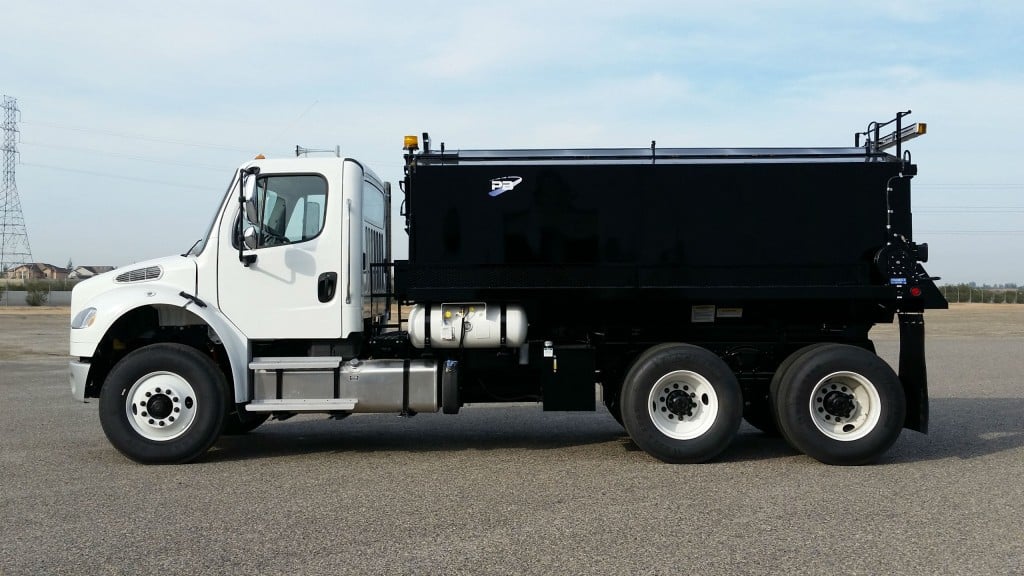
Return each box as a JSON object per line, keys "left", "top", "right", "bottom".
{"left": 243, "top": 226, "right": 259, "bottom": 250}
{"left": 244, "top": 197, "right": 260, "bottom": 225}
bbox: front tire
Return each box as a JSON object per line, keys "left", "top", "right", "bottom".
{"left": 621, "top": 344, "right": 742, "bottom": 463}
{"left": 99, "top": 343, "right": 226, "bottom": 464}
{"left": 774, "top": 344, "right": 905, "bottom": 465}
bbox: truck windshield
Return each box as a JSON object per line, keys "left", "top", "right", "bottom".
{"left": 186, "top": 172, "right": 239, "bottom": 257}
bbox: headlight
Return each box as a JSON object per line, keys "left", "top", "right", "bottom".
{"left": 71, "top": 307, "right": 97, "bottom": 329}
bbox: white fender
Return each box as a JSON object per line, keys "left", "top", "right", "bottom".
{"left": 70, "top": 284, "right": 250, "bottom": 403}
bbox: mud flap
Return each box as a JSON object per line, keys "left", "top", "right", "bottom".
{"left": 898, "top": 313, "right": 928, "bottom": 433}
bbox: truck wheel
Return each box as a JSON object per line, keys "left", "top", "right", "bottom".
{"left": 222, "top": 412, "right": 269, "bottom": 435}
{"left": 774, "top": 344, "right": 905, "bottom": 465}
{"left": 621, "top": 344, "right": 742, "bottom": 463}
{"left": 99, "top": 343, "right": 226, "bottom": 464}
{"left": 755, "top": 343, "right": 830, "bottom": 437}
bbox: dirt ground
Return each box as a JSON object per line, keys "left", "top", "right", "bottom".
{"left": 869, "top": 303, "right": 1024, "bottom": 338}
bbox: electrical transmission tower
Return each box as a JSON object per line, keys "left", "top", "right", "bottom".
{"left": 1, "top": 95, "right": 33, "bottom": 277}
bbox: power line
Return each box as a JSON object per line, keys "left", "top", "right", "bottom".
{"left": 20, "top": 140, "right": 227, "bottom": 171}
{"left": 20, "top": 162, "right": 213, "bottom": 191}
{"left": 916, "top": 208, "right": 1024, "bottom": 213}
{"left": 22, "top": 120, "right": 254, "bottom": 153}
{"left": 916, "top": 184, "right": 1024, "bottom": 189}
{"left": 916, "top": 230, "right": 1024, "bottom": 235}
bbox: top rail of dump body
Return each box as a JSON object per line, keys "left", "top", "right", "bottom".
{"left": 406, "top": 110, "right": 925, "bottom": 167}
{"left": 411, "top": 146, "right": 900, "bottom": 166}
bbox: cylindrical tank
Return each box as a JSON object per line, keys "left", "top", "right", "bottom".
{"left": 408, "top": 303, "right": 527, "bottom": 349}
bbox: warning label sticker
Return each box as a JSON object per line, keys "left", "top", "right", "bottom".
{"left": 691, "top": 305, "right": 716, "bottom": 323}
{"left": 717, "top": 307, "right": 743, "bottom": 319}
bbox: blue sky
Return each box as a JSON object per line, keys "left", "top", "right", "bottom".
{"left": 3, "top": 1, "right": 1022, "bottom": 283}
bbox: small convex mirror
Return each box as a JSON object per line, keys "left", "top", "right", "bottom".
{"left": 242, "top": 226, "right": 259, "bottom": 250}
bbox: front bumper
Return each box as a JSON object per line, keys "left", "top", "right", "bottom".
{"left": 69, "top": 360, "right": 91, "bottom": 402}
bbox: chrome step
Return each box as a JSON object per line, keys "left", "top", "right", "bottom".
{"left": 245, "top": 399, "right": 357, "bottom": 412}
{"left": 249, "top": 357, "right": 343, "bottom": 371}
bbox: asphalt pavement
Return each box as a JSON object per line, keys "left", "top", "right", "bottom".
{"left": 1, "top": 312, "right": 1022, "bottom": 575}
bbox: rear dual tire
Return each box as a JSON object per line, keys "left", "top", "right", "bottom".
{"left": 773, "top": 344, "right": 905, "bottom": 465}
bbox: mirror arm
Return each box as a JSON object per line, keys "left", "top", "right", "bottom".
{"left": 237, "top": 166, "right": 260, "bottom": 267}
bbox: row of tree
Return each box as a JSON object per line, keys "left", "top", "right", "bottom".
{"left": 939, "top": 284, "right": 1024, "bottom": 304}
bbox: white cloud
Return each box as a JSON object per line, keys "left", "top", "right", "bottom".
{"left": 4, "top": 1, "right": 1023, "bottom": 282}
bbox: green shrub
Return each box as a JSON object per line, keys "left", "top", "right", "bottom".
{"left": 24, "top": 282, "right": 49, "bottom": 306}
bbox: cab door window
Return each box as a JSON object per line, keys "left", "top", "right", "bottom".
{"left": 244, "top": 175, "right": 328, "bottom": 248}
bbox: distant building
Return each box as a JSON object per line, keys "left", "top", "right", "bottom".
{"left": 4, "top": 263, "right": 70, "bottom": 281}
{"left": 68, "top": 266, "right": 117, "bottom": 280}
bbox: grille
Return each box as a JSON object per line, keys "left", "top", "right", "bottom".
{"left": 115, "top": 266, "right": 162, "bottom": 283}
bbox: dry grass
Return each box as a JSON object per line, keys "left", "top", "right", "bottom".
{"left": 0, "top": 306, "right": 70, "bottom": 316}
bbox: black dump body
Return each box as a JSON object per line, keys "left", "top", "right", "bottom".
{"left": 397, "top": 144, "right": 945, "bottom": 338}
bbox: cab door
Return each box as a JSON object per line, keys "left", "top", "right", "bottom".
{"left": 216, "top": 160, "right": 346, "bottom": 339}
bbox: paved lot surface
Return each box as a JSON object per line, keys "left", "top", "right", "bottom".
{"left": 1, "top": 305, "right": 1023, "bottom": 575}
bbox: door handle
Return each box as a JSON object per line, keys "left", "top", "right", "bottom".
{"left": 318, "top": 272, "right": 338, "bottom": 303}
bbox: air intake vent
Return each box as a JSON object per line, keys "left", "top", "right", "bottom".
{"left": 115, "top": 266, "right": 162, "bottom": 283}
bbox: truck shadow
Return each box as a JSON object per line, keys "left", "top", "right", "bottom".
{"left": 205, "top": 398, "right": 1024, "bottom": 464}
{"left": 206, "top": 407, "right": 627, "bottom": 462}
{"left": 722, "top": 397, "right": 1024, "bottom": 464}
{"left": 881, "top": 397, "right": 1024, "bottom": 464}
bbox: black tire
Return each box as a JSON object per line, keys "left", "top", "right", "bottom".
{"left": 751, "top": 343, "right": 830, "bottom": 437}
{"left": 99, "top": 343, "right": 226, "bottom": 464}
{"left": 775, "top": 344, "right": 905, "bottom": 465}
{"left": 221, "top": 411, "right": 269, "bottom": 435}
{"left": 620, "top": 344, "right": 742, "bottom": 463}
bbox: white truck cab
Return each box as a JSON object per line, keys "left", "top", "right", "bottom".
{"left": 69, "top": 156, "right": 398, "bottom": 462}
